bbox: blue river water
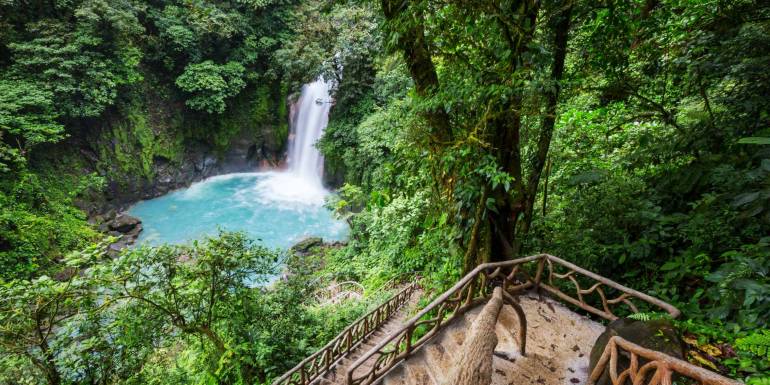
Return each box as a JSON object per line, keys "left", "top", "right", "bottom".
{"left": 128, "top": 172, "right": 349, "bottom": 249}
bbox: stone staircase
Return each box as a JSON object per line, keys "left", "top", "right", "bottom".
{"left": 317, "top": 291, "right": 422, "bottom": 385}
{"left": 378, "top": 291, "right": 604, "bottom": 385}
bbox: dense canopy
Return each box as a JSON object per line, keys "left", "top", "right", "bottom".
{"left": 0, "top": 0, "right": 768, "bottom": 384}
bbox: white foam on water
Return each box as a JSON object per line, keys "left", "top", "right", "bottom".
{"left": 244, "top": 76, "right": 335, "bottom": 210}
{"left": 129, "top": 173, "right": 347, "bottom": 248}
{"left": 251, "top": 171, "right": 329, "bottom": 207}
{"left": 179, "top": 173, "right": 257, "bottom": 201}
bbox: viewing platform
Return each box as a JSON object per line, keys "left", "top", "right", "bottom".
{"left": 274, "top": 254, "right": 742, "bottom": 385}
{"left": 377, "top": 291, "right": 603, "bottom": 385}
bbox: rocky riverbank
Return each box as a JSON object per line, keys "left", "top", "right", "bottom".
{"left": 89, "top": 211, "right": 143, "bottom": 255}
{"left": 79, "top": 125, "right": 285, "bottom": 253}
{"left": 78, "top": 129, "right": 283, "bottom": 217}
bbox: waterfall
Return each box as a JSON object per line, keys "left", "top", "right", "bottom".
{"left": 251, "top": 77, "right": 332, "bottom": 206}
{"left": 287, "top": 78, "right": 332, "bottom": 186}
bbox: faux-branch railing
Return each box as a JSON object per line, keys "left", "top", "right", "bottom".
{"left": 313, "top": 281, "right": 365, "bottom": 306}
{"left": 272, "top": 283, "right": 417, "bottom": 385}
{"left": 589, "top": 336, "right": 742, "bottom": 385}
{"left": 346, "top": 254, "right": 681, "bottom": 385}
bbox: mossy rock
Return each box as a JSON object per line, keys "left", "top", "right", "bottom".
{"left": 291, "top": 237, "right": 324, "bottom": 255}
{"left": 589, "top": 318, "right": 685, "bottom": 385}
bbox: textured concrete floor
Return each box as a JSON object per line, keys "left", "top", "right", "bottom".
{"left": 379, "top": 291, "right": 605, "bottom": 385}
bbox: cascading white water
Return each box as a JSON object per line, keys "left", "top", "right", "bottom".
{"left": 287, "top": 78, "right": 332, "bottom": 184}
{"left": 248, "top": 77, "right": 333, "bottom": 205}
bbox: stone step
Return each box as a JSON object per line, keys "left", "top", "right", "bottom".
{"left": 302, "top": 288, "right": 422, "bottom": 385}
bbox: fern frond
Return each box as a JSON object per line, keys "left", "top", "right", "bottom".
{"left": 736, "top": 329, "right": 770, "bottom": 360}
{"left": 718, "top": 262, "right": 753, "bottom": 299}
{"left": 747, "top": 376, "right": 770, "bottom": 385}
{"left": 628, "top": 312, "right": 671, "bottom": 322}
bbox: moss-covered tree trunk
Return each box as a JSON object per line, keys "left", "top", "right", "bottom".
{"left": 380, "top": 0, "right": 573, "bottom": 271}
{"left": 482, "top": 0, "right": 541, "bottom": 264}
{"left": 514, "top": 3, "right": 573, "bottom": 254}
{"left": 473, "top": 1, "right": 573, "bottom": 267}
{"left": 380, "top": 0, "right": 452, "bottom": 148}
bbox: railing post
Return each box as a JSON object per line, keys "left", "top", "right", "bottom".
{"left": 346, "top": 331, "right": 352, "bottom": 353}
{"left": 405, "top": 326, "right": 413, "bottom": 355}
{"left": 463, "top": 282, "right": 472, "bottom": 306}
{"left": 271, "top": 283, "right": 419, "bottom": 385}
{"left": 534, "top": 256, "right": 545, "bottom": 288}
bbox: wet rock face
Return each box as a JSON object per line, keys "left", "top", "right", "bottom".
{"left": 99, "top": 150, "right": 223, "bottom": 208}
{"left": 109, "top": 214, "right": 141, "bottom": 233}
{"left": 589, "top": 318, "right": 685, "bottom": 385}
{"left": 92, "top": 211, "right": 143, "bottom": 256}
{"left": 290, "top": 237, "right": 324, "bottom": 256}
{"left": 78, "top": 125, "right": 282, "bottom": 217}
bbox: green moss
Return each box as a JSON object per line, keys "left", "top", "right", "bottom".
{"left": 210, "top": 98, "right": 249, "bottom": 154}
{"left": 275, "top": 82, "right": 290, "bottom": 151}
{"left": 253, "top": 83, "right": 271, "bottom": 123}
{"left": 185, "top": 83, "right": 283, "bottom": 157}
{"left": 96, "top": 86, "right": 185, "bottom": 182}
{"left": 94, "top": 78, "right": 287, "bottom": 183}
{"left": 0, "top": 156, "right": 101, "bottom": 280}
{"left": 134, "top": 113, "right": 155, "bottom": 177}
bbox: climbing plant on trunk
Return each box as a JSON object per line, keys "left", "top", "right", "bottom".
{"left": 379, "top": 0, "right": 574, "bottom": 270}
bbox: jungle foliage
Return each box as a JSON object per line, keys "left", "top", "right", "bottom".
{"left": 311, "top": 0, "right": 770, "bottom": 382}
{"left": 1, "top": 0, "right": 770, "bottom": 384}
{"left": 0, "top": 1, "right": 380, "bottom": 384}
{"left": 0, "top": 232, "right": 378, "bottom": 385}
{"left": 0, "top": 0, "right": 298, "bottom": 279}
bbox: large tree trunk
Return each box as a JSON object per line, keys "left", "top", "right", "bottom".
{"left": 513, "top": 3, "right": 573, "bottom": 256}
{"left": 380, "top": 1, "right": 571, "bottom": 269}
{"left": 488, "top": 104, "right": 525, "bottom": 263}
{"left": 380, "top": 0, "right": 452, "bottom": 146}
{"left": 514, "top": 3, "right": 574, "bottom": 255}
{"left": 463, "top": 185, "right": 490, "bottom": 273}
{"left": 486, "top": 1, "right": 541, "bottom": 263}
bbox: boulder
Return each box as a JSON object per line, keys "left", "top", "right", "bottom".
{"left": 107, "top": 241, "right": 127, "bottom": 258}
{"left": 589, "top": 318, "right": 685, "bottom": 385}
{"left": 291, "top": 237, "right": 324, "bottom": 255}
{"left": 124, "top": 223, "right": 142, "bottom": 239}
{"left": 95, "top": 209, "right": 117, "bottom": 232}
{"left": 108, "top": 214, "right": 142, "bottom": 233}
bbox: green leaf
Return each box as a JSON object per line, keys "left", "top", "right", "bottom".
{"left": 738, "top": 137, "right": 770, "bottom": 145}
{"left": 660, "top": 261, "right": 679, "bottom": 271}
{"left": 733, "top": 192, "right": 760, "bottom": 207}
